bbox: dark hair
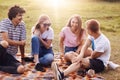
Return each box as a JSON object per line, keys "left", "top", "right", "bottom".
{"left": 86, "top": 19, "right": 100, "bottom": 33}
{"left": 8, "top": 5, "right": 25, "bottom": 20}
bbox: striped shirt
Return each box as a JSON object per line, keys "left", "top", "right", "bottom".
{"left": 0, "top": 18, "right": 26, "bottom": 56}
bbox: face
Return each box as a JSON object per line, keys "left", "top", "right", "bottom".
{"left": 70, "top": 18, "right": 79, "bottom": 31}
{"left": 40, "top": 20, "right": 51, "bottom": 32}
{"left": 86, "top": 24, "right": 92, "bottom": 36}
{"left": 12, "top": 13, "right": 24, "bottom": 25}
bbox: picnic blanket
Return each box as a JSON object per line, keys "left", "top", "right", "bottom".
{"left": 0, "top": 53, "right": 105, "bottom": 80}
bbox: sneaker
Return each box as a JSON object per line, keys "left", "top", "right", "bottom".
{"left": 108, "top": 61, "right": 120, "bottom": 69}
{"left": 51, "top": 62, "right": 64, "bottom": 80}
{"left": 35, "top": 63, "right": 46, "bottom": 72}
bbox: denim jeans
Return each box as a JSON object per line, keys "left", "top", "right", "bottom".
{"left": 31, "top": 35, "right": 54, "bottom": 66}
{"left": 64, "top": 46, "right": 78, "bottom": 53}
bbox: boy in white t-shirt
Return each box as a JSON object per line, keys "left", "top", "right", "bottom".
{"left": 52, "top": 19, "right": 111, "bottom": 80}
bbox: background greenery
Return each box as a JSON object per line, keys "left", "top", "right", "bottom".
{"left": 0, "top": 0, "right": 120, "bottom": 79}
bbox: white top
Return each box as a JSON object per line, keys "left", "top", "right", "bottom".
{"left": 88, "top": 34, "right": 111, "bottom": 67}
{"left": 31, "top": 26, "right": 54, "bottom": 46}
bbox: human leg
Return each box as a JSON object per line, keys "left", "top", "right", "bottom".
{"left": 0, "top": 52, "right": 25, "bottom": 74}
{"left": 64, "top": 46, "right": 78, "bottom": 64}
{"left": 39, "top": 53, "right": 54, "bottom": 66}
{"left": 35, "top": 47, "right": 54, "bottom": 71}
{"left": 64, "top": 52, "right": 78, "bottom": 63}
{"left": 31, "top": 35, "right": 41, "bottom": 63}
{"left": 52, "top": 57, "right": 91, "bottom": 80}
{"left": 86, "top": 59, "right": 105, "bottom": 73}
{"left": 51, "top": 61, "right": 81, "bottom": 80}
{"left": 84, "top": 48, "right": 92, "bottom": 57}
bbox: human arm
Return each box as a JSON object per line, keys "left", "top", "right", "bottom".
{"left": 90, "top": 51, "right": 103, "bottom": 59}
{"left": 39, "top": 37, "right": 52, "bottom": 49}
{"left": 59, "top": 36, "right": 65, "bottom": 58}
{"left": 76, "top": 30, "right": 87, "bottom": 54}
{"left": 75, "top": 39, "right": 85, "bottom": 54}
{"left": 1, "top": 32, "right": 25, "bottom": 46}
{"left": 72, "top": 38, "right": 91, "bottom": 63}
{"left": 39, "top": 28, "right": 54, "bottom": 49}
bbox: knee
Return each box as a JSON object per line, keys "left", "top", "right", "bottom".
{"left": 43, "top": 54, "right": 54, "bottom": 65}
{"left": 17, "top": 65, "right": 25, "bottom": 74}
{"left": 0, "top": 40, "right": 9, "bottom": 48}
{"left": 46, "top": 54, "right": 54, "bottom": 63}
{"left": 31, "top": 35, "right": 39, "bottom": 42}
{"left": 64, "top": 52, "right": 72, "bottom": 59}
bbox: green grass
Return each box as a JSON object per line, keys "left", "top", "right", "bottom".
{"left": 0, "top": 0, "right": 120, "bottom": 79}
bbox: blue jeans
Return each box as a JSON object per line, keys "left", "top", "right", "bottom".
{"left": 64, "top": 46, "right": 78, "bottom": 53}
{"left": 31, "top": 35, "right": 54, "bottom": 66}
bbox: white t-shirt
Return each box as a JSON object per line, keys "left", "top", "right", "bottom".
{"left": 88, "top": 34, "right": 111, "bottom": 67}
{"left": 31, "top": 27, "right": 54, "bottom": 46}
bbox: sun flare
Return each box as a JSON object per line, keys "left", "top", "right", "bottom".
{"left": 47, "top": 0, "right": 66, "bottom": 8}
{"left": 34, "top": 0, "right": 68, "bottom": 8}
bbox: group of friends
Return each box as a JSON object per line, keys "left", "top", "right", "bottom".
{"left": 0, "top": 5, "right": 111, "bottom": 80}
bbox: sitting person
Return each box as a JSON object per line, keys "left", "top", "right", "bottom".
{"left": 59, "top": 14, "right": 91, "bottom": 64}
{"left": 31, "top": 14, "right": 54, "bottom": 72}
{"left": 52, "top": 19, "right": 111, "bottom": 80}
{"left": 0, "top": 5, "right": 26, "bottom": 74}
{"left": 0, "top": 41, "right": 24, "bottom": 74}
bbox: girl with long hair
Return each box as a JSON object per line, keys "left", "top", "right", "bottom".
{"left": 59, "top": 14, "right": 91, "bottom": 64}
{"left": 31, "top": 14, "right": 54, "bottom": 72}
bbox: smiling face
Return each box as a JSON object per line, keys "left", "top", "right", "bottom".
{"left": 12, "top": 13, "right": 24, "bottom": 25}
{"left": 70, "top": 18, "right": 79, "bottom": 31}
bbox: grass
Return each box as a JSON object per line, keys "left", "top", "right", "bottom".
{"left": 0, "top": 0, "right": 120, "bottom": 79}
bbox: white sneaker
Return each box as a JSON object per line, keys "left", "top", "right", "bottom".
{"left": 51, "top": 62, "right": 63, "bottom": 80}
{"left": 108, "top": 61, "right": 120, "bottom": 69}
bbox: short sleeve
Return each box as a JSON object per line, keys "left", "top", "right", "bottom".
{"left": 95, "top": 43, "right": 105, "bottom": 53}
{"left": 47, "top": 28, "right": 54, "bottom": 40}
{"left": 0, "top": 21, "right": 8, "bottom": 33}
{"left": 88, "top": 35, "right": 93, "bottom": 41}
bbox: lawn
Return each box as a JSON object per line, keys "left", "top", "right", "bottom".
{"left": 0, "top": 0, "right": 120, "bottom": 79}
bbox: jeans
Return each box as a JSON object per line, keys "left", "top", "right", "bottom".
{"left": 31, "top": 35, "right": 54, "bottom": 66}
{"left": 64, "top": 46, "right": 78, "bottom": 53}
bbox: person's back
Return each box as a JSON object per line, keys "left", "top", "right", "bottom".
{"left": 96, "top": 34, "right": 111, "bottom": 67}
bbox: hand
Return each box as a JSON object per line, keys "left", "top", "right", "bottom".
{"left": 60, "top": 53, "right": 64, "bottom": 59}
{"left": 20, "top": 40, "right": 26, "bottom": 46}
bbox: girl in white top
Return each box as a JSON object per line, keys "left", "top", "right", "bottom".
{"left": 31, "top": 14, "right": 54, "bottom": 71}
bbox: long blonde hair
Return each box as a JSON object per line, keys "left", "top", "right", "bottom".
{"left": 32, "top": 14, "right": 50, "bottom": 34}
{"left": 35, "top": 14, "right": 51, "bottom": 30}
{"left": 66, "top": 14, "right": 85, "bottom": 43}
